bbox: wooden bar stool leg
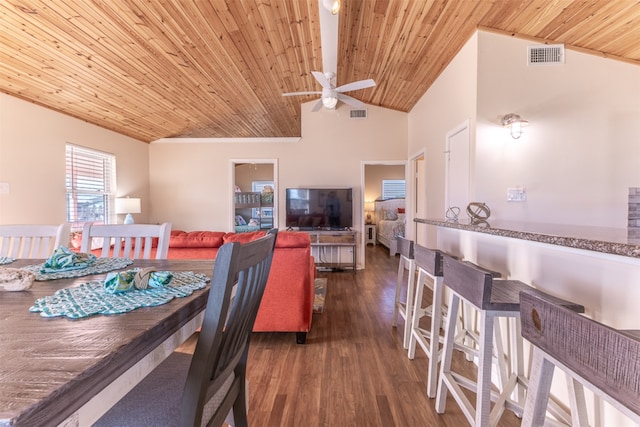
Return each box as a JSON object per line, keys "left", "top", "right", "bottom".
{"left": 407, "top": 270, "right": 425, "bottom": 360}
{"left": 403, "top": 264, "right": 416, "bottom": 349}
{"left": 492, "top": 319, "right": 509, "bottom": 392}
{"left": 462, "top": 301, "right": 477, "bottom": 361}
{"left": 475, "top": 310, "right": 495, "bottom": 427}
{"left": 521, "top": 348, "right": 556, "bottom": 427}
{"left": 567, "top": 375, "right": 589, "bottom": 427}
{"left": 435, "top": 292, "right": 460, "bottom": 415}
{"left": 392, "top": 258, "right": 404, "bottom": 328}
{"left": 426, "top": 276, "right": 444, "bottom": 398}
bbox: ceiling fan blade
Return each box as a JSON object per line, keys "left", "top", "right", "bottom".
{"left": 282, "top": 91, "right": 322, "bottom": 97}
{"left": 337, "top": 93, "right": 365, "bottom": 109}
{"left": 311, "top": 99, "right": 324, "bottom": 112}
{"left": 336, "top": 79, "right": 376, "bottom": 93}
{"left": 311, "top": 71, "right": 333, "bottom": 89}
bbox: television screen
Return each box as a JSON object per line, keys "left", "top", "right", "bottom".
{"left": 286, "top": 188, "right": 353, "bottom": 230}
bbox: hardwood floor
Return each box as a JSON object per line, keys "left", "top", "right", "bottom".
{"left": 241, "top": 244, "right": 524, "bottom": 426}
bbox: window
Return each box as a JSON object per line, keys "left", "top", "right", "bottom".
{"left": 382, "top": 179, "right": 406, "bottom": 199}
{"left": 66, "top": 144, "right": 116, "bottom": 228}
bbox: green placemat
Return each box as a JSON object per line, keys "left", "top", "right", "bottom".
{"left": 30, "top": 271, "right": 209, "bottom": 318}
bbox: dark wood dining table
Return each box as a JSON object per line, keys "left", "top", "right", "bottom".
{"left": 0, "top": 258, "right": 214, "bottom": 427}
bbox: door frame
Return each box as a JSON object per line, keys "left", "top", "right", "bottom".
{"left": 361, "top": 160, "right": 408, "bottom": 269}
{"left": 230, "top": 159, "right": 279, "bottom": 231}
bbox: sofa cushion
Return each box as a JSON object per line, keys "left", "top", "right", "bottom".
{"left": 169, "top": 231, "right": 225, "bottom": 248}
{"left": 223, "top": 231, "right": 311, "bottom": 249}
{"left": 274, "top": 231, "right": 311, "bottom": 248}
{"left": 222, "top": 231, "right": 265, "bottom": 244}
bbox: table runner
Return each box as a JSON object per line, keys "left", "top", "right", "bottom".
{"left": 0, "top": 257, "right": 15, "bottom": 265}
{"left": 21, "top": 257, "right": 134, "bottom": 281}
{"left": 30, "top": 271, "right": 209, "bottom": 318}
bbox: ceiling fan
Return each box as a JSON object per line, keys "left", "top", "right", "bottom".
{"left": 282, "top": 71, "right": 376, "bottom": 112}
{"left": 281, "top": 0, "right": 376, "bottom": 111}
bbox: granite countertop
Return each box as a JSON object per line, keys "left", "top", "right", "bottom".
{"left": 414, "top": 217, "right": 640, "bottom": 259}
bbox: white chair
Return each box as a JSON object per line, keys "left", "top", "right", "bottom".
{"left": 80, "top": 222, "right": 171, "bottom": 259}
{"left": 392, "top": 236, "right": 416, "bottom": 349}
{"left": 0, "top": 223, "right": 70, "bottom": 258}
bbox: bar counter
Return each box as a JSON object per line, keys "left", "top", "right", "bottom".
{"left": 414, "top": 217, "right": 640, "bottom": 259}
{"left": 414, "top": 216, "right": 640, "bottom": 426}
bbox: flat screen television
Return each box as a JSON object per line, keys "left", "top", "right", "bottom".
{"left": 286, "top": 188, "right": 353, "bottom": 230}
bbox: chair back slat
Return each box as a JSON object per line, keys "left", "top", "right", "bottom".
{"left": 396, "top": 236, "right": 414, "bottom": 260}
{"left": 80, "top": 222, "right": 171, "bottom": 259}
{"left": 442, "top": 255, "right": 493, "bottom": 309}
{"left": 0, "top": 224, "right": 70, "bottom": 258}
{"left": 520, "top": 290, "right": 640, "bottom": 417}
{"left": 179, "top": 229, "right": 277, "bottom": 426}
{"left": 414, "top": 244, "right": 443, "bottom": 277}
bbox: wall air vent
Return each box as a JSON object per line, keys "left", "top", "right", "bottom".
{"left": 527, "top": 44, "right": 565, "bottom": 66}
{"left": 349, "top": 108, "right": 367, "bottom": 119}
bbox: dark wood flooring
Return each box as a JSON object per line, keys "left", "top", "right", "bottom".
{"left": 238, "top": 244, "right": 524, "bottom": 426}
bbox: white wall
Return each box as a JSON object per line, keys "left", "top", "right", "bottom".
{"left": 0, "top": 94, "right": 149, "bottom": 225}
{"left": 410, "top": 30, "right": 640, "bottom": 426}
{"left": 149, "top": 102, "right": 408, "bottom": 233}
{"left": 408, "top": 32, "right": 479, "bottom": 246}
{"left": 409, "top": 29, "right": 640, "bottom": 236}
{"left": 475, "top": 31, "right": 640, "bottom": 227}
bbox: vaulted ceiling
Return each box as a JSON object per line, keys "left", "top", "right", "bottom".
{"left": 2, "top": 1, "right": 640, "bottom": 143}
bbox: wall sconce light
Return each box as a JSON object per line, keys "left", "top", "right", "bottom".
{"left": 502, "top": 113, "right": 528, "bottom": 139}
{"left": 322, "top": 0, "right": 341, "bottom": 15}
{"left": 115, "top": 197, "right": 141, "bottom": 224}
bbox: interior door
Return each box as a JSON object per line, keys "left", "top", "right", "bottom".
{"left": 445, "top": 122, "right": 470, "bottom": 218}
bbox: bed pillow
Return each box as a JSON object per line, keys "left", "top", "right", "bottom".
{"left": 385, "top": 209, "right": 398, "bottom": 220}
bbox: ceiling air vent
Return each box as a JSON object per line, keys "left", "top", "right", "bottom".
{"left": 527, "top": 44, "right": 565, "bottom": 66}
{"left": 349, "top": 108, "right": 367, "bottom": 119}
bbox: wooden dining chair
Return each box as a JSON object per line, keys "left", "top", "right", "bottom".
{"left": 80, "top": 222, "right": 171, "bottom": 259}
{"left": 0, "top": 223, "right": 70, "bottom": 258}
{"left": 95, "top": 229, "right": 278, "bottom": 427}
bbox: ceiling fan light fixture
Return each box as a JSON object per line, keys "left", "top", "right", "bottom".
{"left": 322, "top": 95, "right": 338, "bottom": 109}
{"left": 322, "top": 0, "right": 341, "bottom": 15}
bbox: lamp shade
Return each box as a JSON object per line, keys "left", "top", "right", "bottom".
{"left": 115, "top": 197, "right": 141, "bottom": 214}
{"left": 115, "top": 197, "right": 141, "bottom": 224}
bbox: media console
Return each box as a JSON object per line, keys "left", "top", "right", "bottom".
{"left": 305, "top": 230, "right": 356, "bottom": 271}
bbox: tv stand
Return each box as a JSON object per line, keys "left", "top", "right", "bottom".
{"left": 306, "top": 230, "right": 356, "bottom": 271}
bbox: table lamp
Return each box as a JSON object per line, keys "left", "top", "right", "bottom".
{"left": 115, "top": 197, "right": 141, "bottom": 224}
{"left": 365, "top": 201, "right": 375, "bottom": 224}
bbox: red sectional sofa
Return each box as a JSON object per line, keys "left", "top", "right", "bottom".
{"left": 167, "top": 230, "right": 315, "bottom": 343}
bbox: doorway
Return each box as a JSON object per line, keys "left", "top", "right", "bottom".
{"left": 361, "top": 161, "right": 407, "bottom": 268}
{"left": 230, "top": 159, "right": 278, "bottom": 231}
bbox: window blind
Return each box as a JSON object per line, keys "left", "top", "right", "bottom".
{"left": 382, "top": 179, "right": 406, "bottom": 199}
{"left": 66, "top": 144, "right": 116, "bottom": 227}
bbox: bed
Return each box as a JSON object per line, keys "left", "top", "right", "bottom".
{"left": 374, "top": 198, "right": 406, "bottom": 256}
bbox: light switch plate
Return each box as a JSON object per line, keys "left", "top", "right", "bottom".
{"left": 0, "top": 182, "right": 9, "bottom": 194}
{"left": 507, "top": 187, "right": 525, "bottom": 202}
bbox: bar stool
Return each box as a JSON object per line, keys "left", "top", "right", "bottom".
{"left": 392, "top": 236, "right": 415, "bottom": 349}
{"left": 407, "top": 244, "right": 445, "bottom": 398}
{"left": 520, "top": 290, "right": 640, "bottom": 426}
{"left": 436, "top": 257, "right": 584, "bottom": 426}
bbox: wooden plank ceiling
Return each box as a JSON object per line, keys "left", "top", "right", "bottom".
{"left": 2, "top": 0, "right": 640, "bottom": 143}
